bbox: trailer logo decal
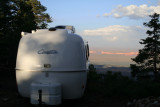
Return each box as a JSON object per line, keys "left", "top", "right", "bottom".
{"left": 38, "top": 49, "right": 58, "bottom": 54}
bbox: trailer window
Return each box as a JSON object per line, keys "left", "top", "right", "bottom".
{"left": 86, "top": 44, "right": 89, "bottom": 60}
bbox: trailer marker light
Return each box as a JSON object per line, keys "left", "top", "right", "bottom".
{"left": 44, "top": 64, "right": 51, "bottom": 68}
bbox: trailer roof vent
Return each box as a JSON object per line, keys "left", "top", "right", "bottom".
{"left": 49, "top": 27, "right": 57, "bottom": 31}
{"left": 49, "top": 25, "right": 75, "bottom": 33}
{"left": 55, "top": 26, "right": 66, "bottom": 29}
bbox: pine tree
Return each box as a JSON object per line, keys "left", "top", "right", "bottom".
{"left": 0, "top": 0, "right": 14, "bottom": 63}
{"left": 131, "top": 13, "right": 160, "bottom": 80}
{"left": 0, "top": 0, "right": 12, "bottom": 37}
{"left": 0, "top": 0, "right": 52, "bottom": 65}
{"left": 11, "top": 0, "right": 37, "bottom": 33}
{"left": 27, "top": 0, "right": 52, "bottom": 29}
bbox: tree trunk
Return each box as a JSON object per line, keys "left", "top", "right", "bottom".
{"left": 153, "top": 54, "right": 158, "bottom": 80}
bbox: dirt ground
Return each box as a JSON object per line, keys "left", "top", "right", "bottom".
{"left": 0, "top": 68, "right": 130, "bottom": 107}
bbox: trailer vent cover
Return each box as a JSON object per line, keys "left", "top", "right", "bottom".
{"left": 49, "top": 27, "right": 56, "bottom": 31}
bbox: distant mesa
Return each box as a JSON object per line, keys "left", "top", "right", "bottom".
{"left": 93, "top": 64, "right": 131, "bottom": 77}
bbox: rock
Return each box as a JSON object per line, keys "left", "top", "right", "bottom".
{"left": 127, "top": 102, "right": 132, "bottom": 106}
{"left": 127, "top": 96, "right": 160, "bottom": 106}
{"left": 152, "top": 100, "right": 158, "bottom": 104}
{"left": 2, "top": 98, "right": 9, "bottom": 102}
{"left": 133, "top": 99, "right": 136, "bottom": 103}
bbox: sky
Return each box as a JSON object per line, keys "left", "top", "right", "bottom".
{"left": 39, "top": 0, "right": 160, "bottom": 67}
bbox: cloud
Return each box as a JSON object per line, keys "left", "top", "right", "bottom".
{"left": 113, "top": 13, "right": 121, "bottom": 18}
{"left": 101, "top": 51, "right": 138, "bottom": 56}
{"left": 89, "top": 50, "right": 138, "bottom": 56}
{"left": 103, "top": 4, "right": 160, "bottom": 19}
{"left": 103, "top": 13, "right": 111, "bottom": 17}
{"left": 83, "top": 25, "right": 129, "bottom": 36}
{"left": 83, "top": 25, "right": 146, "bottom": 42}
{"left": 82, "top": 25, "right": 146, "bottom": 52}
{"left": 90, "top": 50, "right": 97, "bottom": 54}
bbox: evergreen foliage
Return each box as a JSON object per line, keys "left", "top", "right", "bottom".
{"left": 0, "top": 0, "right": 52, "bottom": 65}
{"left": 130, "top": 13, "right": 160, "bottom": 80}
{"left": 87, "top": 68, "right": 160, "bottom": 98}
{"left": 27, "top": 0, "right": 52, "bottom": 29}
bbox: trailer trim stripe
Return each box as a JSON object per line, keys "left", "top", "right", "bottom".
{"left": 16, "top": 69, "right": 87, "bottom": 72}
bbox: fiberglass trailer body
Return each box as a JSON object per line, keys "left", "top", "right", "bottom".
{"left": 16, "top": 26, "right": 89, "bottom": 105}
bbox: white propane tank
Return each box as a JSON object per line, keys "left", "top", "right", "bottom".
{"left": 16, "top": 26, "right": 89, "bottom": 105}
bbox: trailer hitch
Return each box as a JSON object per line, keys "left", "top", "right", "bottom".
{"left": 38, "top": 90, "right": 42, "bottom": 107}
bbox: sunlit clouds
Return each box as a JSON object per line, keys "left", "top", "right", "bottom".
{"left": 103, "top": 4, "right": 160, "bottom": 19}
{"left": 89, "top": 50, "right": 138, "bottom": 67}
{"left": 90, "top": 50, "right": 138, "bottom": 56}
{"left": 101, "top": 51, "right": 138, "bottom": 56}
{"left": 89, "top": 50, "right": 97, "bottom": 54}
{"left": 82, "top": 24, "right": 146, "bottom": 66}
{"left": 83, "top": 25, "right": 128, "bottom": 37}
{"left": 83, "top": 25, "right": 146, "bottom": 42}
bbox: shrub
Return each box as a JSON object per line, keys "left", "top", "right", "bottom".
{"left": 86, "top": 69, "right": 160, "bottom": 98}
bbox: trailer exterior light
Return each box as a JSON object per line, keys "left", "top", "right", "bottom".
{"left": 44, "top": 64, "right": 51, "bottom": 68}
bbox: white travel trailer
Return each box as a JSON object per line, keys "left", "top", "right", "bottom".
{"left": 16, "top": 26, "right": 89, "bottom": 105}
